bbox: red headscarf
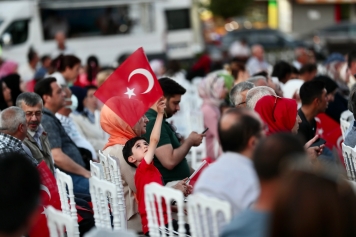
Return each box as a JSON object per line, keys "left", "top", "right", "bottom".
{"left": 255, "top": 95, "right": 297, "bottom": 135}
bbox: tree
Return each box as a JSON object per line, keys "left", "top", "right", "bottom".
{"left": 208, "top": 0, "right": 254, "bottom": 19}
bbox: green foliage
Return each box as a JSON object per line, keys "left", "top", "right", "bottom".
{"left": 208, "top": 0, "right": 254, "bottom": 19}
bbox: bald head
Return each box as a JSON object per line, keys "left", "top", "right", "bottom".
{"left": 218, "top": 108, "right": 263, "bottom": 153}
{"left": 55, "top": 31, "right": 66, "bottom": 49}
{"left": 252, "top": 45, "right": 264, "bottom": 61}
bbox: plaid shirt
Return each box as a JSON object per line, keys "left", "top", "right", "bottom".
{"left": 0, "top": 133, "right": 38, "bottom": 166}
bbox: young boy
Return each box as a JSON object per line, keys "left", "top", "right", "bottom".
{"left": 123, "top": 98, "right": 189, "bottom": 235}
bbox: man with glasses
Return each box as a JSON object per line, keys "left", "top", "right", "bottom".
{"left": 230, "top": 81, "right": 255, "bottom": 108}
{"left": 16, "top": 92, "right": 55, "bottom": 174}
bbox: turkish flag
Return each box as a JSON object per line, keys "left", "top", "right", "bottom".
{"left": 29, "top": 161, "right": 61, "bottom": 237}
{"left": 94, "top": 47, "right": 163, "bottom": 127}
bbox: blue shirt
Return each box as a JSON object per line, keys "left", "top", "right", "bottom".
{"left": 344, "top": 120, "right": 356, "bottom": 148}
{"left": 220, "top": 209, "right": 270, "bottom": 237}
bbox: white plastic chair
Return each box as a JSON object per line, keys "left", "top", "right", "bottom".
{"left": 90, "top": 160, "right": 103, "bottom": 179}
{"left": 341, "top": 110, "right": 353, "bottom": 122}
{"left": 55, "top": 169, "right": 78, "bottom": 222}
{"left": 341, "top": 119, "right": 351, "bottom": 139}
{"left": 145, "top": 183, "right": 187, "bottom": 237}
{"left": 187, "top": 193, "right": 232, "bottom": 237}
{"left": 342, "top": 143, "right": 356, "bottom": 181}
{"left": 46, "top": 206, "right": 79, "bottom": 237}
{"left": 107, "top": 155, "right": 127, "bottom": 230}
{"left": 89, "top": 176, "right": 122, "bottom": 230}
{"left": 98, "top": 150, "right": 111, "bottom": 182}
{"left": 84, "top": 227, "right": 137, "bottom": 237}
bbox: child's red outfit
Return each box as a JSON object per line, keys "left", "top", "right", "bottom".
{"left": 135, "top": 159, "right": 168, "bottom": 234}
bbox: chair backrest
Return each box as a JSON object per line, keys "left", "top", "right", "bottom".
{"left": 144, "top": 183, "right": 186, "bottom": 237}
{"left": 340, "top": 119, "right": 351, "bottom": 139}
{"left": 187, "top": 193, "right": 232, "bottom": 237}
{"left": 98, "top": 150, "right": 111, "bottom": 182}
{"left": 55, "top": 169, "right": 78, "bottom": 220}
{"left": 84, "top": 227, "right": 137, "bottom": 237}
{"left": 90, "top": 160, "right": 103, "bottom": 179}
{"left": 341, "top": 110, "right": 353, "bottom": 121}
{"left": 107, "top": 155, "right": 127, "bottom": 230}
{"left": 342, "top": 143, "right": 356, "bottom": 181}
{"left": 46, "top": 206, "right": 79, "bottom": 237}
{"left": 89, "top": 176, "right": 122, "bottom": 230}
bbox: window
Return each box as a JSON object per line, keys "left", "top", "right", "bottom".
{"left": 165, "top": 9, "right": 191, "bottom": 31}
{"left": 41, "top": 4, "right": 154, "bottom": 40}
{"left": 2, "top": 19, "right": 29, "bottom": 45}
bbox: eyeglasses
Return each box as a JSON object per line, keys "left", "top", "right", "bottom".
{"left": 272, "top": 96, "right": 282, "bottom": 122}
{"left": 25, "top": 111, "right": 42, "bottom": 117}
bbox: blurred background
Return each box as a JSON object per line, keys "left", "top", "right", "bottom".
{"left": 0, "top": 0, "right": 355, "bottom": 69}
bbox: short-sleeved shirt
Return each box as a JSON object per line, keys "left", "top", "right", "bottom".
{"left": 298, "top": 108, "right": 317, "bottom": 143}
{"left": 135, "top": 159, "right": 168, "bottom": 234}
{"left": 144, "top": 109, "right": 190, "bottom": 184}
{"left": 41, "top": 108, "right": 85, "bottom": 168}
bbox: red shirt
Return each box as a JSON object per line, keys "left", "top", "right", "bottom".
{"left": 135, "top": 159, "right": 168, "bottom": 234}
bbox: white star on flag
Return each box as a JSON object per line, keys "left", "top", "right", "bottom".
{"left": 41, "top": 206, "right": 48, "bottom": 217}
{"left": 124, "top": 87, "right": 136, "bottom": 99}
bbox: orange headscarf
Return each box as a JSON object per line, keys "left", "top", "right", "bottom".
{"left": 100, "top": 97, "right": 137, "bottom": 149}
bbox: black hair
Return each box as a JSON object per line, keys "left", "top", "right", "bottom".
{"left": 253, "top": 133, "right": 305, "bottom": 180}
{"left": 40, "top": 55, "right": 51, "bottom": 64}
{"left": 122, "top": 136, "right": 148, "bottom": 168}
{"left": 291, "top": 66, "right": 299, "bottom": 75}
{"left": 158, "top": 77, "right": 186, "bottom": 98}
{"left": 34, "top": 77, "right": 57, "bottom": 103}
{"left": 2, "top": 73, "right": 22, "bottom": 106}
{"left": 271, "top": 61, "right": 292, "bottom": 83}
{"left": 0, "top": 80, "right": 9, "bottom": 111}
{"left": 85, "top": 85, "right": 98, "bottom": 92}
{"left": 313, "top": 75, "right": 338, "bottom": 94}
{"left": 0, "top": 152, "right": 40, "bottom": 234}
{"left": 348, "top": 50, "right": 356, "bottom": 68}
{"left": 86, "top": 55, "right": 99, "bottom": 83}
{"left": 27, "top": 48, "right": 38, "bottom": 63}
{"left": 218, "top": 108, "right": 262, "bottom": 153}
{"left": 299, "top": 80, "right": 325, "bottom": 105}
{"left": 165, "top": 60, "right": 181, "bottom": 77}
{"left": 52, "top": 54, "right": 81, "bottom": 72}
{"left": 299, "top": 63, "right": 317, "bottom": 75}
{"left": 253, "top": 71, "right": 268, "bottom": 78}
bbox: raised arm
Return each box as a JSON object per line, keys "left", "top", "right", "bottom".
{"left": 144, "top": 98, "right": 166, "bottom": 164}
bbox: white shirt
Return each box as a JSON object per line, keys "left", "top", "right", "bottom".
{"left": 194, "top": 152, "right": 260, "bottom": 216}
{"left": 55, "top": 113, "right": 98, "bottom": 160}
{"left": 48, "top": 72, "right": 66, "bottom": 86}
{"left": 246, "top": 57, "right": 270, "bottom": 75}
{"left": 18, "top": 63, "right": 36, "bottom": 82}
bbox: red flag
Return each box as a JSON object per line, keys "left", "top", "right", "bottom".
{"left": 94, "top": 47, "right": 163, "bottom": 127}
{"left": 29, "top": 161, "right": 61, "bottom": 237}
{"left": 188, "top": 159, "right": 213, "bottom": 187}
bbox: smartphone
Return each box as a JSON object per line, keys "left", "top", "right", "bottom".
{"left": 202, "top": 127, "right": 209, "bottom": 134}
{"left": 310, "top": 138, "right": 326, "bottom": 147}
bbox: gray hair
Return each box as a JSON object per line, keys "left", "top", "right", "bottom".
{"left": 247, "top": 76, "right": 268, "bottom": 86}
{"left": 16, "top": 92, "right": 43, "bottom": 108}
{"left": 230, "top": 81, "right": 255, "bottom": 106}
{"left": 0, "top": 107, "right": 26, "bottom": 133}
{"left": 246, "top": 86, "right": 276, "bottom": 109}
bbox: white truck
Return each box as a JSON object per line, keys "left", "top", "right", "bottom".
{"left": 0, "top": 0, "right": 203, "bottom": 66}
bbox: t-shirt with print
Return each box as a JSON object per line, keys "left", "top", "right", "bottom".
{"left": 135, "top": 159, "right": 168, "bottom": 234}
{"left": 144, "top": 109, "right": 190, "bottom": 184}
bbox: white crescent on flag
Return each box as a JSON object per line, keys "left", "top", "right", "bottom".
{"left": 40, "top": 184, "right": 51, "bottom": 200}
{"left": 128, "top": 68, "right": 154, "bottom": 94}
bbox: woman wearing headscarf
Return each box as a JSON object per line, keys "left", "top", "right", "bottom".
{"left": 255, "top": 95, "right": 323, "bottom": 160}
{"left": 198, "top": 73, "right": 228, "bottom": 160}
{"left": 255, "top": 95, "right": 300, "bottom": 135}
{"left": 100, "top": 97, "right": 148, "bottom": 232}
{"left": 2, "top": 73, "right": 24, "bottom": 105}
